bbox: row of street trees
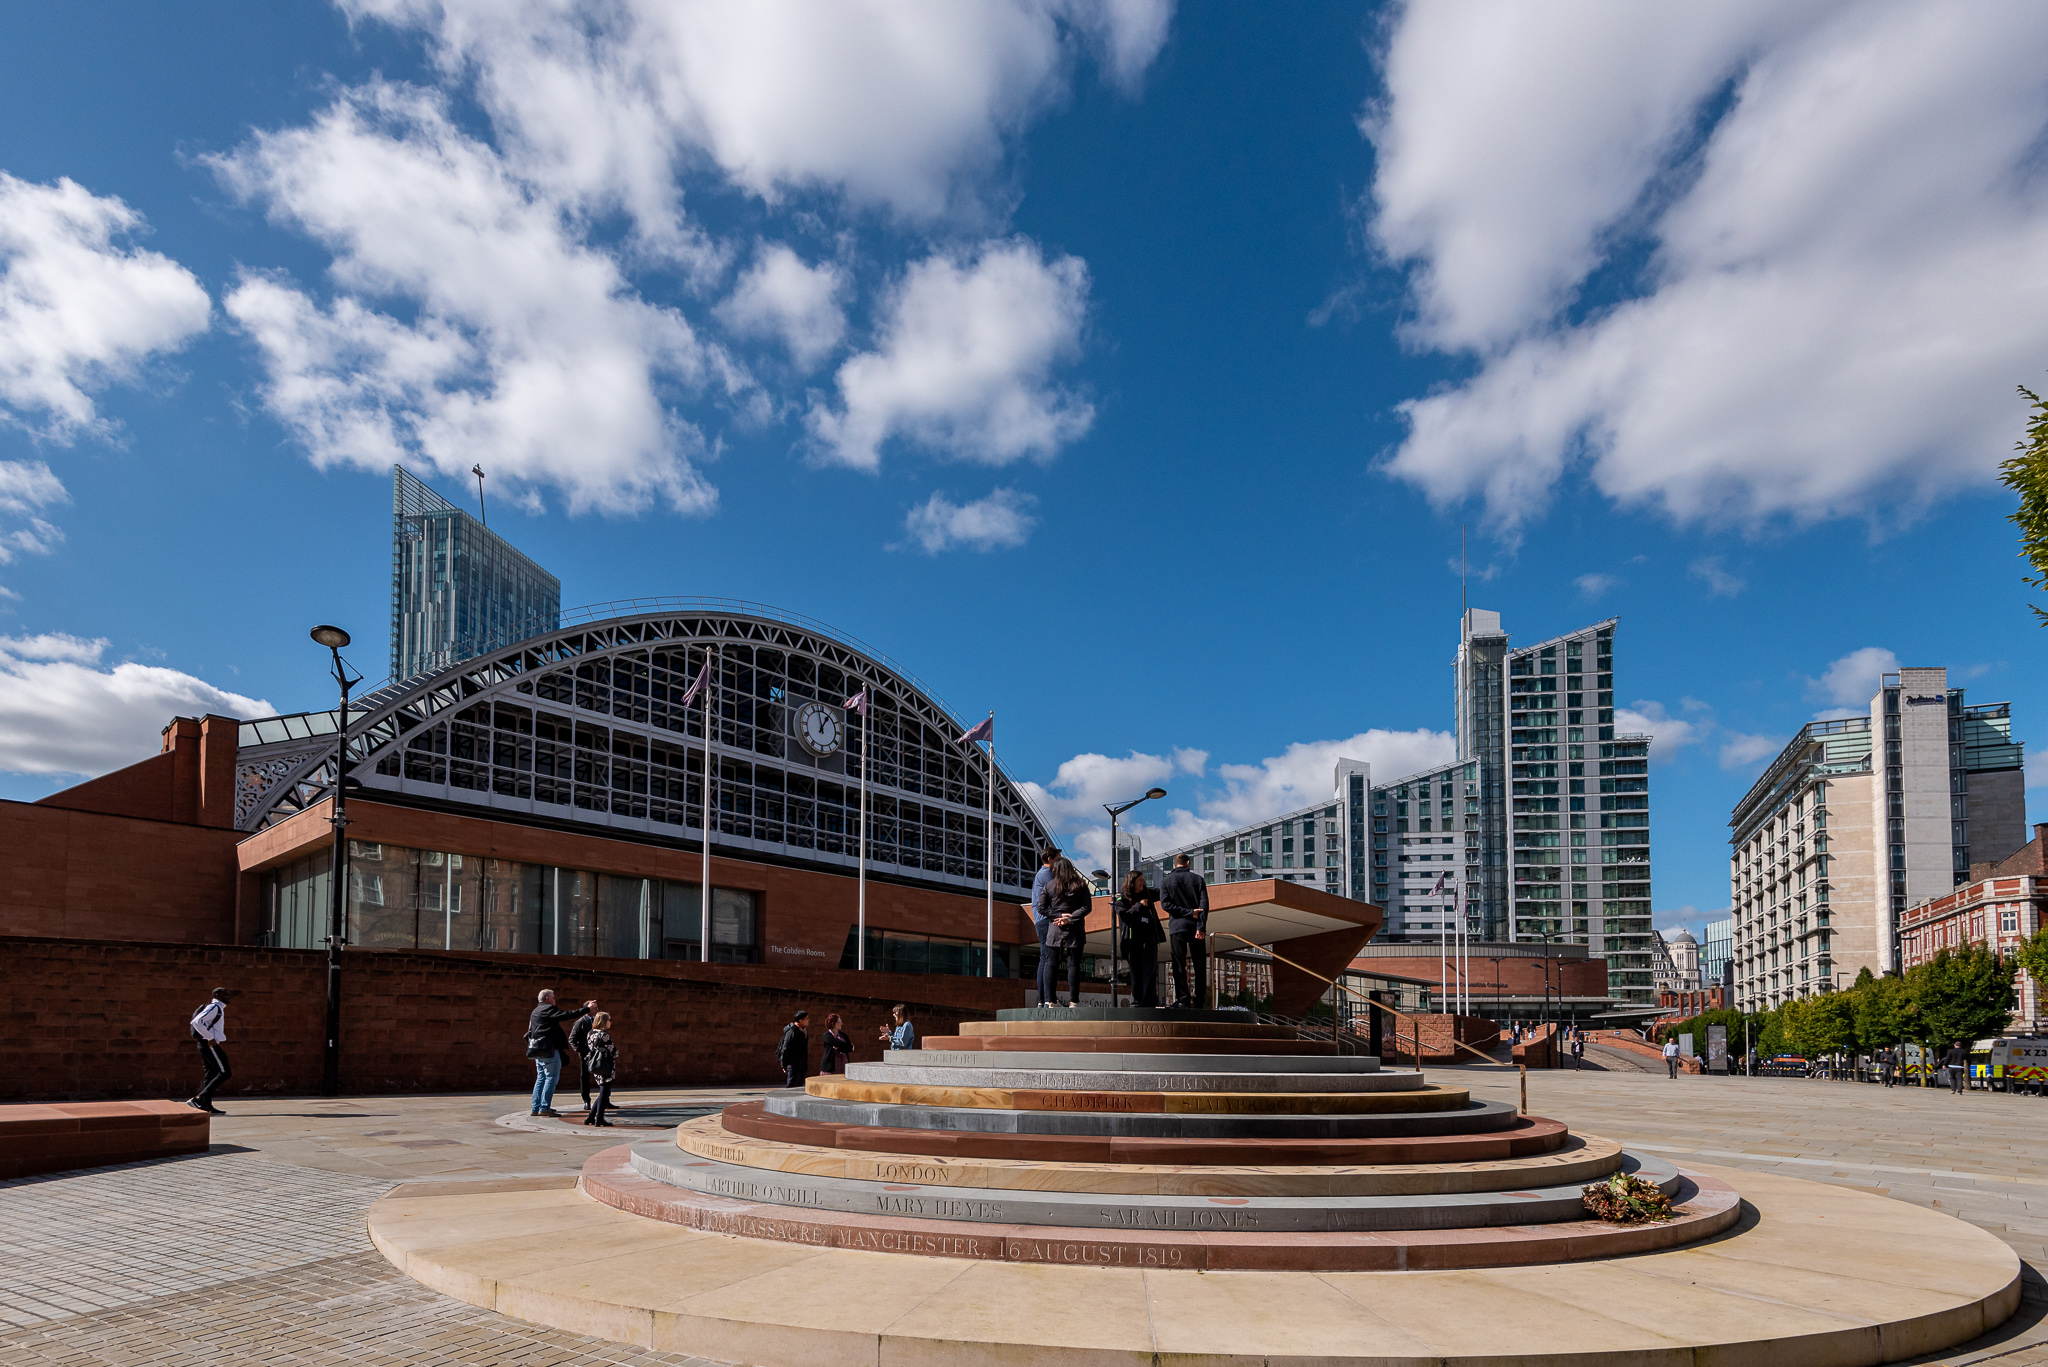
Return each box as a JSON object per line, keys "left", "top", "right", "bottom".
{"left": 1654, "top": 938, "right": 2047, "bottom": 1060}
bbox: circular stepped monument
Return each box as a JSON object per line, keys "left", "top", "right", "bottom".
{"left": 371, "top": 1006, "right": 2023, "bottom": 1365}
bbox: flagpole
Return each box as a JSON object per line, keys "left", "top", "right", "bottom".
{"left": 857, "top": 694, "right": 868, "bottom": 971}
{"left": 984, "top": 714, "right": 995, "bottom": 979}
{"left": 702, "top": 645, "right": 715, "bottom": 964}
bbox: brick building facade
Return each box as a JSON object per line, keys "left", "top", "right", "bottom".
{"left": 1899, "top": 823, "right": 2048, "bottom": 1031}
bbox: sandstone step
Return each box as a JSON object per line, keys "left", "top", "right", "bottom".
{"left": 673, "top": 1113, "right": 1628, "bottom": 1196}
{"left": 765, "top": 1092, "right": 1522, "bottom": 1138}
{"left": 803, "top": 1078, "right": 1470, "bottom": 1115}
{"left": 628, "top": 1141, "right": 1674, "bottom": 1232}
{"left": 995, "top": 1007, "right": 1260, "bottom": 1023}
{"left": 961, "top": 1020, "right": 1301, "bottom": 1039}
{"left": 923, "top": 1035, "right": 1341, "bottom": 1054}
{"left": 579, "top": 1143, "right": 1741, "bottom": 1272}
{"left": 845, "top": 1063, "right": 1423, "bottom": 1092}
{"left": 718, "top": 1099, "right": 1569, "bottom": 1165}
{"left": 897, "top": 1049, "right": 1385, "bottom": 1073}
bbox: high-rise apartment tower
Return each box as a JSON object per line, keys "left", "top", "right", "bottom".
{"left": 390, "top": 466, "right": 562, "bottom": 682}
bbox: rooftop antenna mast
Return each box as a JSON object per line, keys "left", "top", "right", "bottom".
{"left": 471, "top": 464, "right": 487, "bottom": 527}
{"left": 1460, "top": 523, "right": 1467, "bottom": 633}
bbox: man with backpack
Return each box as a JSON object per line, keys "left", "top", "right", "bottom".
{"left": 777, "top": 1010, "right": 810, "bottom": 1088}
{"left": 526, "top": 989, "right": 596, "bottom": 1118}
{"left": 186, "top": 987, "right": 234, "bottom": 1114}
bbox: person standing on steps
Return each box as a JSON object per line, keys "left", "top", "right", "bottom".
{"left": 1116, "top": 869, "right": 1166, "bottom": 1009}
{"left": 1162, "top": 853, "right": 1211, "bottom": 1009}
{"left": 777, "top": 1010, "right": 810, "bottom": 1088}
{"left": 526, "top": 989, "right": 595, "bottom": 1118}
{"left": 1031, "top": 847, "right": 1060, "bottom": 1007}
{"left": 186, "top": 987, "right": 234, "bottom": 1114}
{"left": 1662, "top": 1036, "right": 1680, "bottom": 1079}
{"left": 1043, "top": 859, "right": 1094, "bottom": 1008}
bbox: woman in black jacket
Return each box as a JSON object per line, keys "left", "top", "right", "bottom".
{"left": 1044, "top": 857, "right": 1094, "bottom": 1007}
{"left": 819, "top": 1013, "right": 852, "bottom": 1074}
{"left": 1116, "top": 870, "right": 1165, "bottom": 1008}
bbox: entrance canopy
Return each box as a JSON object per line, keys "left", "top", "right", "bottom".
{"left": 1084, "top": 878, "right": 1382, "bottom": 1015}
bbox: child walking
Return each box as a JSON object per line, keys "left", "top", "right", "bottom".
{"left": 582, "top": 1012, "right": 619, "bottom": 1127}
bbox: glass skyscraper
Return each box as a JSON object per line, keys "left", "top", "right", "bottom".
{"left": 389, "top": 466, "right": 561, "bottom": 682}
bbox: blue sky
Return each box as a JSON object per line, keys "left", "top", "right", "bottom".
{"left": 3, "top": 2, "right": 2047, "bottom": 936}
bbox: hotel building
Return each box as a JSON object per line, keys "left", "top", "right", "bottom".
{"left": 1729, "top": 666, "right": 2026, "bottom": 1010}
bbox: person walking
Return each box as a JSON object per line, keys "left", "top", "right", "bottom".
{"left": 581, "top": 1012, "right": 619, "bottom": 1127}
{"left": 1116, "top": 870, "right": 1166, "bottom": 1009}
{"left": 568, "top": 1009, "right": 596, "bottom": 1113}
{"left": 526, "top": 989, "right": 595, "bottom": 1118}
{"left": 1747, "top": 1045, "right": 1759, "bottom": 1078}
{"left": 819, "top": 1013, "right": 852, "bottom": 1074}
{"left": 1945, "top": 1041, "right": 1968, "bottom": 1095}
{"left": 1662, "top": 1036, "right": 1680, "bottom": 1079}
{"left": 1031, "top": 848, "right": 1060, "bottom": 1007}
{"left": 1571, "top": 1032, "right": 1585, "bottom": 1070}
{"left": 1881, "top": 1047, "right": 1899, "bottom": 1088}
{"left": 185, "top": 987, "right": 234, "bottom": 1115}
{"left": 1043, "top": 859, "right": 1094, "bottom": 1008}
{"left": 879, "top": 1003, "right": 918, "bottom": 1051}
{"left": 1162, "top": 852, "right": 1210, "bottom": 1009}
{"left": 777, "top": 1010, "right": 810, "bottom": 1088}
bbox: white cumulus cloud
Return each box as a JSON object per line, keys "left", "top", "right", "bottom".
{"left": 345, "top": 0, "right": 1173, "bottom": 230}
{"left": 1688, "top": 556, "right": 1745, "bottom": 598}
{"left": 1574, "top": 572, "right": 1618, "bottom": 599}
{"left": 715, "top": 243, "right": 847, "bottom": 371}
{"left": 0, "top": 634, "right": 272, "bottom": 778}
{"left": 808, "top": 239, "right": 1092, "bottom": 470}
{"left": 901, "top": 487, "right": 1037, "bottom": 553}
{"left": 1720, "top": 731, "right": 1784, "bottom": 772}
{"left": 215, "top": 83, "right": 737, "bottom": 516}
{"left": 1369, "top": 2, "right": 2048, "bottom": 532}
{"left": 1614, "top": 700, "right": 1698, "bottom": 762}
{"left": 1805, "top": 646, "right": 1898, "bottom": 712}
{"left": 1028, "top": 728, "right": 1454, "bottom": 872}
{"left": 0, "top": 173, "right": 211, "bottom": 440}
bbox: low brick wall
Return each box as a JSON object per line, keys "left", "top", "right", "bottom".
{"left": 0, "top": 935, "right": 1026, "bottom": 1103}
{"left": 1512, "top": 1023, "right": 1555, "bottom": 1069}
{"left": 1381, "top": 1013, "right": 1501, "bottom": 1065}
{"left": 0, "top": 1099, "right": 209, "bottom": 1178}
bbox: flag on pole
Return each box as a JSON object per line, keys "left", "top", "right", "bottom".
{"left": 842, "top": 689, "right": 867, "bottom": 714}
{"left": 679, "top": 659, "right": 711, "bottom": 708}
{"left": 958, "top": 716, "right": 994, "bottom": 745}
{"left": 1429, "top": 872, "right": 1447, "bottom": 896}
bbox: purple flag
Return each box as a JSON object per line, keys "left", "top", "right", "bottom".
{"left": 842, "top": 688, "right": 868, "bottom": 715}
{"left": 679, "top": 659, "right": 711, "bottom": 708}
{"left": 958, "top": 715, "right": 994, "bottom": 745}
{"left": 1429, "top": 872, "right": 1447, "bottom": 896}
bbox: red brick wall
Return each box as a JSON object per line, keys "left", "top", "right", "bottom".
{"left": 0, "top": 936, "right": 1028, "bottom": 1102}
{"left": 0, "top": 802, "right": 241, "bottom": 943}
{"left": 1380, "top": 1012, "right": 1500, "bottom": 1065}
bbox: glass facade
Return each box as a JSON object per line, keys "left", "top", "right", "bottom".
{"left": 260, "top": 840, "right": 759, "bottom": 962}
{"left": 838, "top": 926, "right": 1012, "bottom": 978}
{"left": 391, "top": 466, "right": 561, "bottom": 681}
{"left": 1141, "top": 759, "right": 1367, "bottom": 902}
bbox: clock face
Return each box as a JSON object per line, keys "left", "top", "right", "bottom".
{"left": 796, "top": 702, "right": 842, "bottom": 756}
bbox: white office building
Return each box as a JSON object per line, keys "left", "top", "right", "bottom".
{"left": 1142, "top": 760, "right": 1371, "bottom": 900}
{"left": 1729, "top": 666, "right": 2026, "bottom": 1010}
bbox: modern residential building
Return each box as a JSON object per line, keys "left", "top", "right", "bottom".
{"left": 1729, "top": 666, "right": 2026, "bottom": 1011}
{"left": 1367, "top": 756, "right": 1478, "bottom": 939}
{"left": 1900, "top": 824, "right": 2048, "bottom": 1032}
{"left": 390, "top": 466, "right": 562, "bottom": 682}
{"left": 1702, "top": 916, "right": 1733, "bottom": 988}
{"left": 1453, "top": 609, "right": 1656, "bottom": 1006}
{"left": 1141, "top": 760, "right": 1370, "bottom": 901}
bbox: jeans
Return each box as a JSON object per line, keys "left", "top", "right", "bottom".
{"left": 194, "top": 1041, "right": 231, "bottom": 1106}
{"left": 1170, "top": 931, "right": 1207, "bottom": 1007}
{"left": 1035, "top": 919, "right": 1056, "bottom": 1004}
{"left": 588, "top": 1079, "right": 613, "bottom": 1124}
{"left": 531, "top": 1050, "right": 561, "bottom": 1112}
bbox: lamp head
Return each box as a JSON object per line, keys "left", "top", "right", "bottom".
{"left": 1144, "top": 787, "right": 1167, "bottom": 800}
{"left": 1092, "top": 869, "right": 1109, "bottom": 880}
{"left": 310, "top": 625, "right": 351, "bottom": 650}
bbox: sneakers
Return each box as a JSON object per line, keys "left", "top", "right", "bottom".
{"left": 538, "top": 1108, "right": 562, "bottom": 1118}
{"left": 184, "top": 1099, "right": 223, "bottom": 1115}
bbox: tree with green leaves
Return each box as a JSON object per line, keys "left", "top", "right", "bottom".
{"left": 1855, "top": 972, "right": 1914, "bottom": 1052}
{"left": 1998, "top": 380, "right": 2048, "bottom": 623}
{"left": 2011, "top": 925, "right": 2048, "bottom": 1023}
{"left": 1910, "top": 946, "right": 2016, "bottom": 1048}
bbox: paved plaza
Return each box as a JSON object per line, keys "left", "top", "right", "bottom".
{"left": 7, "top": 1070, "right": 2048, "bottom": 1365}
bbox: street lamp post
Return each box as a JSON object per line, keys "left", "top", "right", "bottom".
{"left": 310, "top": 625, "right": 360, "bottom": 1098}
{"left": 1105, "top": 788, "right": 1168, "bottom": 1008}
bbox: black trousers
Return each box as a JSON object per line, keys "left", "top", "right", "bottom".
{"left": 1047, "top": 942, "right": 1084, "bottom": 1004}
{"left": 1170, "top": 932, "right": 1207, "bottom": 1007}
{"left": 575, "top": 1048, "right": 592, "bottom": 1105}
{"left": 588, "top": 1078, "right": 614, "bottom": 1124}
{"left": 194, "top": 1040, "right": 231, "bottom": 1106}
{"left": 1035, "top": 920, "right": 1056, "bottom": 1004}
{"left": 1127, "top": 940, "right": 1161, "bottom": 1008}
{"left": 783, "top": 1064, "right": 805, "bottom": 1088}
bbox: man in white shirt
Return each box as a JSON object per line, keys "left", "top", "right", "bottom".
{"left": 187, "top": 987, "right": 233, "bottom": 1114}
{"left": 1662, "top": 1036, "right": 1680, "bottom": 1079}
